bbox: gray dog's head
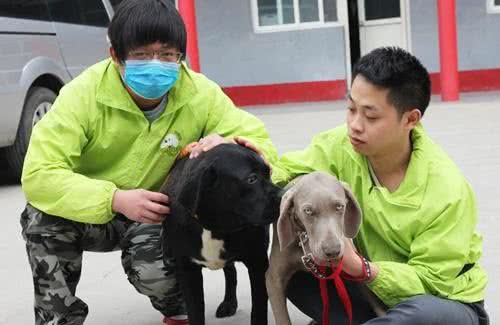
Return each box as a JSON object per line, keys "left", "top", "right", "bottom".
{"left": 277, "top": 171, "right": 362, "bottom": 265}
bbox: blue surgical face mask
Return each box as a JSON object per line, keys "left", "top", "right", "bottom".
{"left": 123, "top": 60, "right": 180, "bottom": 100}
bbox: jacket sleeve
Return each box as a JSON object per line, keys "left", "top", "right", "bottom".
{"left": 272, "top": 130, "right": 339, "bottom": 186}
{"left": 202, "top": 84, "right": 286, "bottom": 179}
{"left": 367, "top": 182, "right": 479, "bottom": 307}
{"left": 21, "top": 84, "right": 117, "bottom": 224}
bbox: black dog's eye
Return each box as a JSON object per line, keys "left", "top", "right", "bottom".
{"left": 247, "top": 173, "right": 258, "bottom": 184}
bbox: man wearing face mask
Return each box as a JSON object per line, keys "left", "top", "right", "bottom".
{"left": 19, "top": 1, "right": 281, "bottom": 324}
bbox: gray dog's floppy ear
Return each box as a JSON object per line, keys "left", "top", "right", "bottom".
{"left": 277, "top": 188, "right": 297, "bottom": 251}
{"left": 342, "top": 183, "right": 362, "bottom": 238}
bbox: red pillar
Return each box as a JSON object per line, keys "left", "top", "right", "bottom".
{"left": 178, "top": 0, "right": 201, "bottom": 72}
{"left": 437, "top": 0, "right": 459, "bottom": 101}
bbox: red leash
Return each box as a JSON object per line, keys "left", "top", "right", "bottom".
{"left": 316, "top": 258, "right": 352, "bottom": 325}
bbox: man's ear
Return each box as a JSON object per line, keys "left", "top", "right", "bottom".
{"left": 109, "top": 47, "right": 116, "bottom": 62}
{"left": 109, "top": 47, "right": 121, "bottom": 66}
{"left": 404, "top": 108, "right": 422, "bottom": 129}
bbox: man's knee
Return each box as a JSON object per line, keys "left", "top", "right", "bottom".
{"left": 392, "top": 295, "right": 440, "bottom": 324}
{"left": 375, "top": 295, "right": 478, "bottom": 325}
{"left": 123, "top": 255, "right": 186, "bottom": 316}
{"left": 124, "top": 256, "right": 179, "bottom": 298}
{"left": 121, "top": 223, "right": 173, "bottom": 296}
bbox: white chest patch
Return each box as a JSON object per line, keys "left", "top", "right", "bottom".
{"left": 192, "top": 229, "right": 226, "bottom": 270}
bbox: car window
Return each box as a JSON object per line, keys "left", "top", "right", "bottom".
{"left": 47, "top": 0, "right": 109, "bottom": 27}
{"left": 0, "top": 0, "right": 51, "bottom": 21}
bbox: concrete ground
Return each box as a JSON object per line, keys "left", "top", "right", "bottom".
{"left": 1, "top": 91, "right": 498, "bottom": 324}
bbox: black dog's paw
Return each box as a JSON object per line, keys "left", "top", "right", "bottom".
{"left": 215, "top": 299, "right": 238, "bottom": 318}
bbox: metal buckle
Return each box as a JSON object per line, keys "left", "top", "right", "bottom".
{"left": 298, "top": 231, "right": 334, "bottom": 279}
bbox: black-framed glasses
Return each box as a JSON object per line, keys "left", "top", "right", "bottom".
{"left": 127, "top": 50, "right": 183, "bottom": 63}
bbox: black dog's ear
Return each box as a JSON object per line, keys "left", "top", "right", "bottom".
{"left": 177, "top": 157, "right": 218, "bottom": 215}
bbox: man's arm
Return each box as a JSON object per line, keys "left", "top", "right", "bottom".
{"left": 365, "top": 181, "right": 482, "bottom": 307}
{"left": 21, "top": 84, "right": 118, "bottom": 224}
{"left": 274, "top": 129, "right": 341, "bottom": 185}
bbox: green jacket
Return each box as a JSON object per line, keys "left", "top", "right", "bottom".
{"left": 274, "top": 124, "right": 487, "bottom": 307}
{"left": 22, "top": 59, "right": 279, "bottom": 224}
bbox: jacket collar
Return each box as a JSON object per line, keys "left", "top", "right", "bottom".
{"left": 96, "top": 59, "right": 197, "bottom": 115}
{"left": 346, "top": 123, "right": 429, "bottom": 208}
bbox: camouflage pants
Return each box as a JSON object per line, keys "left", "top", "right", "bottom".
{"left": 20, "top": 204, "right": 185, "bottom": 325}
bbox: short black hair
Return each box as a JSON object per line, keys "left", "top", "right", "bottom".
{"left": 352, "top": 47, "right": 431, "bottom": 116}
{"left": 108, "top": 0, "right": 186, "bottom": 63}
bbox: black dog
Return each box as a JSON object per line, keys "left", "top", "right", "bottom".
{"left": 160, "top": 143, "right": 281, "bottom": 325}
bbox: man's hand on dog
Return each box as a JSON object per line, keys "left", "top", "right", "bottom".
{"left": 188, "top": 133, "right": 270, "bottom": 169}
{"left": 112, "top": 189, "right": 170, "bottom": 224}
{"left": 233, "top": 136, "right": 271, "bottom": 169}
{"left": 189, "top": 134, "right": 228, "bottom": 158}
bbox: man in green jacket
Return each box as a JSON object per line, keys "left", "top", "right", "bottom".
{"left": 274, "top": 47, "right": 489, "bottom": 324}
{"left": 20, "top": 1, "right": 279, "bottom": 324}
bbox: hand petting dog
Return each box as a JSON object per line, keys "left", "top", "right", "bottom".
{"left": 188, "top": 134, "right": 271, "bottom": 170}
{"left": 189, "top": 134, "right": 228, "bottom": 158}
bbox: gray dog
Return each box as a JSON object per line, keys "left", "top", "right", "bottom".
{"left": 266, "top": 171, "right": 384, "bottom": 325}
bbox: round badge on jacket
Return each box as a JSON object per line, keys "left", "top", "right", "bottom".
{"left": 161, "top": 131, "right": 183, "bottom": 156}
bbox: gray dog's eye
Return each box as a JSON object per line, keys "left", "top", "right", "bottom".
{"left": 247, "top": 173, "right": 258, "bottom": 184}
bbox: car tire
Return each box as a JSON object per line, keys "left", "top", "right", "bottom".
{"left": 5, "top": 86, "right": 57, "bottom": 180}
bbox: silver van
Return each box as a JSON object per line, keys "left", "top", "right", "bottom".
{"left": 0, "top": 0, "right": 123, "bottom": 179}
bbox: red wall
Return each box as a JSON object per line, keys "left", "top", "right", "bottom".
{"left": 223, "top": 68, "right": 500, "bottom": 106}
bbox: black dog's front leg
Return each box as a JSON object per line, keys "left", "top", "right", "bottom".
{"left": 176, "top": 257, "right": 205, "bottom": 325}
{"left": 215, "top": 262, "right": 238, "bottom": 318}
{"left": 244, "top": 253, "right": 269, "bottom": 325}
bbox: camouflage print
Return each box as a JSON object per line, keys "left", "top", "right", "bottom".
{"left": 21, "top": 204, "right": 185, "bottom": 325}
{"left": 121, "top": 222, "right": 185, "bottom": 317}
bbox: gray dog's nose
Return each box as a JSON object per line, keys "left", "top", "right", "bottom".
{"left": 322, "top": 242, "right": 341, "bottom": 259}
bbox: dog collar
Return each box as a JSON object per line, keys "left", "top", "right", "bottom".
{"left": 297, "top": 231, "right": 339, "bottom": 279}
{"left": 297, "top": 231, "right": 353, "bottom": 325}
{"left": 177, "top": 142, "right": 198, "bottom": 159}
{"left": 297, "top": 231, "right": 371, "bottom": 282}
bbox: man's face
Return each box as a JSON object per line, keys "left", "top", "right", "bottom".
{"left": 109, "top": 41, "right": 182, "bottom": 105}
{"left": 112, "top": 41, "right": 182, "bottom": 75}
{"left": 346, "top": 75, "right": 412, "bottom": 158}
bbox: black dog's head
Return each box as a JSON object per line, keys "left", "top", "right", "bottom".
{"left": 175, "top": 143, "right": 281, "bottom": 233}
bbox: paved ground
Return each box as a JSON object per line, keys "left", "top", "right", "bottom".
{"left": 1, "top": 91, "right": 498, "bottom": 324}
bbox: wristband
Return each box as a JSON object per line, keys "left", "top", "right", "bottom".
{"left": 341, "top": 253, "right": 372, "bottom": 282}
